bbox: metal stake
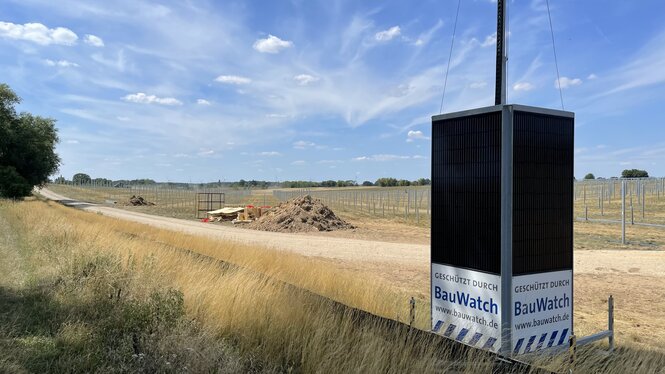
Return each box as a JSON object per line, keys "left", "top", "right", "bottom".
{"left": 608, "top": 295, "right": 615, "bottom": 352}
{"left": 621, "top": 181, "right": 626, "bottom": 245}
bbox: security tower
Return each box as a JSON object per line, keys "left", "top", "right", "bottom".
{"left": 430, "top": 0, "right": 574, "bottom": 356}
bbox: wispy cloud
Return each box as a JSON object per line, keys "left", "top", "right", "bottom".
{"left": 375, "top": 26, "right": 401, "bottom": 42}
{"left": 601, "top": 30, "right": 665, "bottom": 96}
{"left": 84, "top": 34, "right": 104, "bottom": 47}
{"left": 196, "top": 99, "right": 211, "bottom": 105}
{"left": 353, "top": 154, "right": 423, "bottom": 161}
{"left": 293, "top": 140, "right": 316, "bottom": 149}
{"left": 215, "top": 75, "right": 251, "bottom": 84}
{"left": 555, "top": 77, "right": 582, "bottom": 89}
{"left": 406, "top": 130, "right": 429, "bottom": 142}
{"left": 44, "top": 59, "right": 79, "bottom": 68}
{"left": 259, "top": 151, "right": 281, "bottom": 156}
{"left": 414, "top": 19, "right": 443, "bottom": 46}
{"left": 481, "top": 32, "right": 497, "bottom": 47}
{"left": 513, "top": 82, "right": 535, "bottom": 91}
{"left": 123, "top": 92, "right": 182, "bottom": 106}
{"left": 293, "top": 74, "right": 319, "bottom": 86}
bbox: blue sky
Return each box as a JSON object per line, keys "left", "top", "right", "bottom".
{"left": 1, "top": 0, "right": 664, "bottom": 182}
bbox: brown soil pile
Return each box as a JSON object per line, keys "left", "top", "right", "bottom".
{"left": 126, "top": 195, "right": 155, "bottom": 206}
{"left": 247, "top": 195, "right": 354, "bottom": 233}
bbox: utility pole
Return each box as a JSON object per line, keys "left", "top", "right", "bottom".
{"left": 495, "top": 0, "right": 507, "bottom": 105}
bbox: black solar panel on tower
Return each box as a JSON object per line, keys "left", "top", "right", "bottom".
{"left": 431, "top": 105, "right": 574, "bottom": 276}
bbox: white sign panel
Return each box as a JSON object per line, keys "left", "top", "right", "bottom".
{"left": 431, "top": 263, "right": 501, "bottom": 352}
{"left": 512, "top": 270, "right": 572, "bottom": 354}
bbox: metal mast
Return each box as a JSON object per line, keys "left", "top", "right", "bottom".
{"left": 495, "top": 0, "right": 507, "bottom": 105}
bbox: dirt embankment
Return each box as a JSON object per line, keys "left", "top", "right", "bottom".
{"left": 247, "top": 195, "right": 354, "bottom": 233}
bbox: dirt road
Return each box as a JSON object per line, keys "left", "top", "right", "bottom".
{"left": 37, "top": 188, "right": 429, "bottom": 287}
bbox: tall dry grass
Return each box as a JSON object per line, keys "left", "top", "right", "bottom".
{"left": 2, "top": 199, "right": 664, "bottom": 373}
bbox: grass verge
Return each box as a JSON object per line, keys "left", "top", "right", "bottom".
{"left": 1, "top": 199, "right": 664, "bottom": 373}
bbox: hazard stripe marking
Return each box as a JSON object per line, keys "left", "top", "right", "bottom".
{"left": 468, "top": 332, "right": 483, "bottom": 346}
{"left": 456, "top": 328, "right": 469, "bottom": 342}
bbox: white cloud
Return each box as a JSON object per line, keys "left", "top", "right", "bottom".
{"left": 318, "top": 159, "right": 343, "bottom": 164}
{"left": 122, "top": 92, "right": 182, "bottom": 106}
{"left": 352, "top": 154, "right": 417, "bottom": 161}
{"left": 196, "top": 99, "right": 211, "bottom": 105}
{"left": 556, "top": 77, "right": 583, "bottom": 89}
{"left": 266, "top": 113, "right": 289, "bottom": 118}
{"left": 413, "top": 19, "right": 443, "bottom": 46}
{"left": 513, "top": 82, "right": 535, "bottom": 91}
{"left": 215, "top": 75, "right": 251, "bottom": 85}
{"left": 481, "top": 32, "right": 497, "bottom": 47}
{"left": 44, "top": 59, "right": 79, "bottom": 68}
{"left": 84, "top": 34, "right": 104, "bottom": 47}
{"left": 406, "top": 130, "right": 429, "bottom": 142}
{"left": 587, "top": 73, "right": 598, "bottom": 80}
{"left": 375, "top": 26, "right": 401, "bottom": 42}
{"left": 252, "top": 34, "right": 293, "bottom": 53}
{"left": 0, "top": 21, "right": 78, "bottom": 45}
{"left": 198, "top": 149, "right": 215, "bottom": 156}
{"left": 291, "top": 160, "right": 306, "bottom": 165}
{"left": 293, "top": 74, "right": 319, "bottom": 86}
{"left": 116, "top": 116, "right": 130, "bottom": 121}
{"left": 66, "top": 139, "right": 79, "bottom": 144}
{"left": 293, "top": 140, "right": 315, "bottom": 149}
{"left": 259, "top": 151, "right": 281, "bottom": 156}
{"left": 469, "top": 81, "right": 487, "bottom": 89}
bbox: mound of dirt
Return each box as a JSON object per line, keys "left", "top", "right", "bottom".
{"left": 247, "top": 195, "right": 354, "bottom": 233}
{"left": 126, "top": 195, "right": 155, "bottom": 206}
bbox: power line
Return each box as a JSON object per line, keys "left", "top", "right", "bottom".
{"left": 546, "top": 0, "right": 565, "bottom": 110}
{"left": 439, "top": 0, "right": 461, "bottom": 114}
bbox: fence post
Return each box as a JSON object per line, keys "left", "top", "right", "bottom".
{"left": 416, "top": 191, "right": 420, "bottom": 224}
{"left": 585, "top": 205, "right": 588, "bottom": 221}
{"left": 642, "top": 183, "right": 645, "bottom": 219}
{"left": 583, "top": 184, "right": 586, "bottom": 206}
{"left": 405, "top": 190, "right": 409, "bottom": 221}
{"left": 622, "top": 181, "right": 626, "bottom": 245}
{"left": 630, "top": 194, "right": 634, "bottom": 225}
{"left": 608, "top": 295, "right": 615, "bottom": 352}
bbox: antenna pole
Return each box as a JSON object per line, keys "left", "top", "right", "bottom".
{"left": 495, "top": 0, "right": 507, "bottom": 105}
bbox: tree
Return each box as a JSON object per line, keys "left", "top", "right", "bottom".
{"left": 362, "top": 181, "right": 373, "bottom": 186}
{"left": 584, "top": 173, "right": 595, "bottom": 180}
{"left": 415, "top": 178, "right": 431, "bottom": 186}
{"left": 375, "top": 177, "right": 398, "bottom": 187}
{"left": 54, "top": 175, "right": 67, "bottom": 184}
{"left": 0, "top": 83, "right": 60, "bottom": 198}
{"left": 73, "top": 173, "right": 91, "bottom": 185}
{"left": 621, "top": 169, "right": 649, "bottom": 178}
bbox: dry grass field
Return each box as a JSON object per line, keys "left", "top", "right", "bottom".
{"left": 0, "top": 199, "right": 514, "bottom": 373}
{"left": 3, "top": 190, "right": 665, "bottom": 372}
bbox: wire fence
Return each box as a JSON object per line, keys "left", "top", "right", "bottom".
{"left": 46, "top": 178, "right": 665, "bottom": 231}
{"left": 47, "top": 181, "right": 253, "bottom": 212}
{"left": 574, "top": 178, "right": 665, "bottom": 226}
{"left": 273, "top": 187, "right": 432, "bottom": 224}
